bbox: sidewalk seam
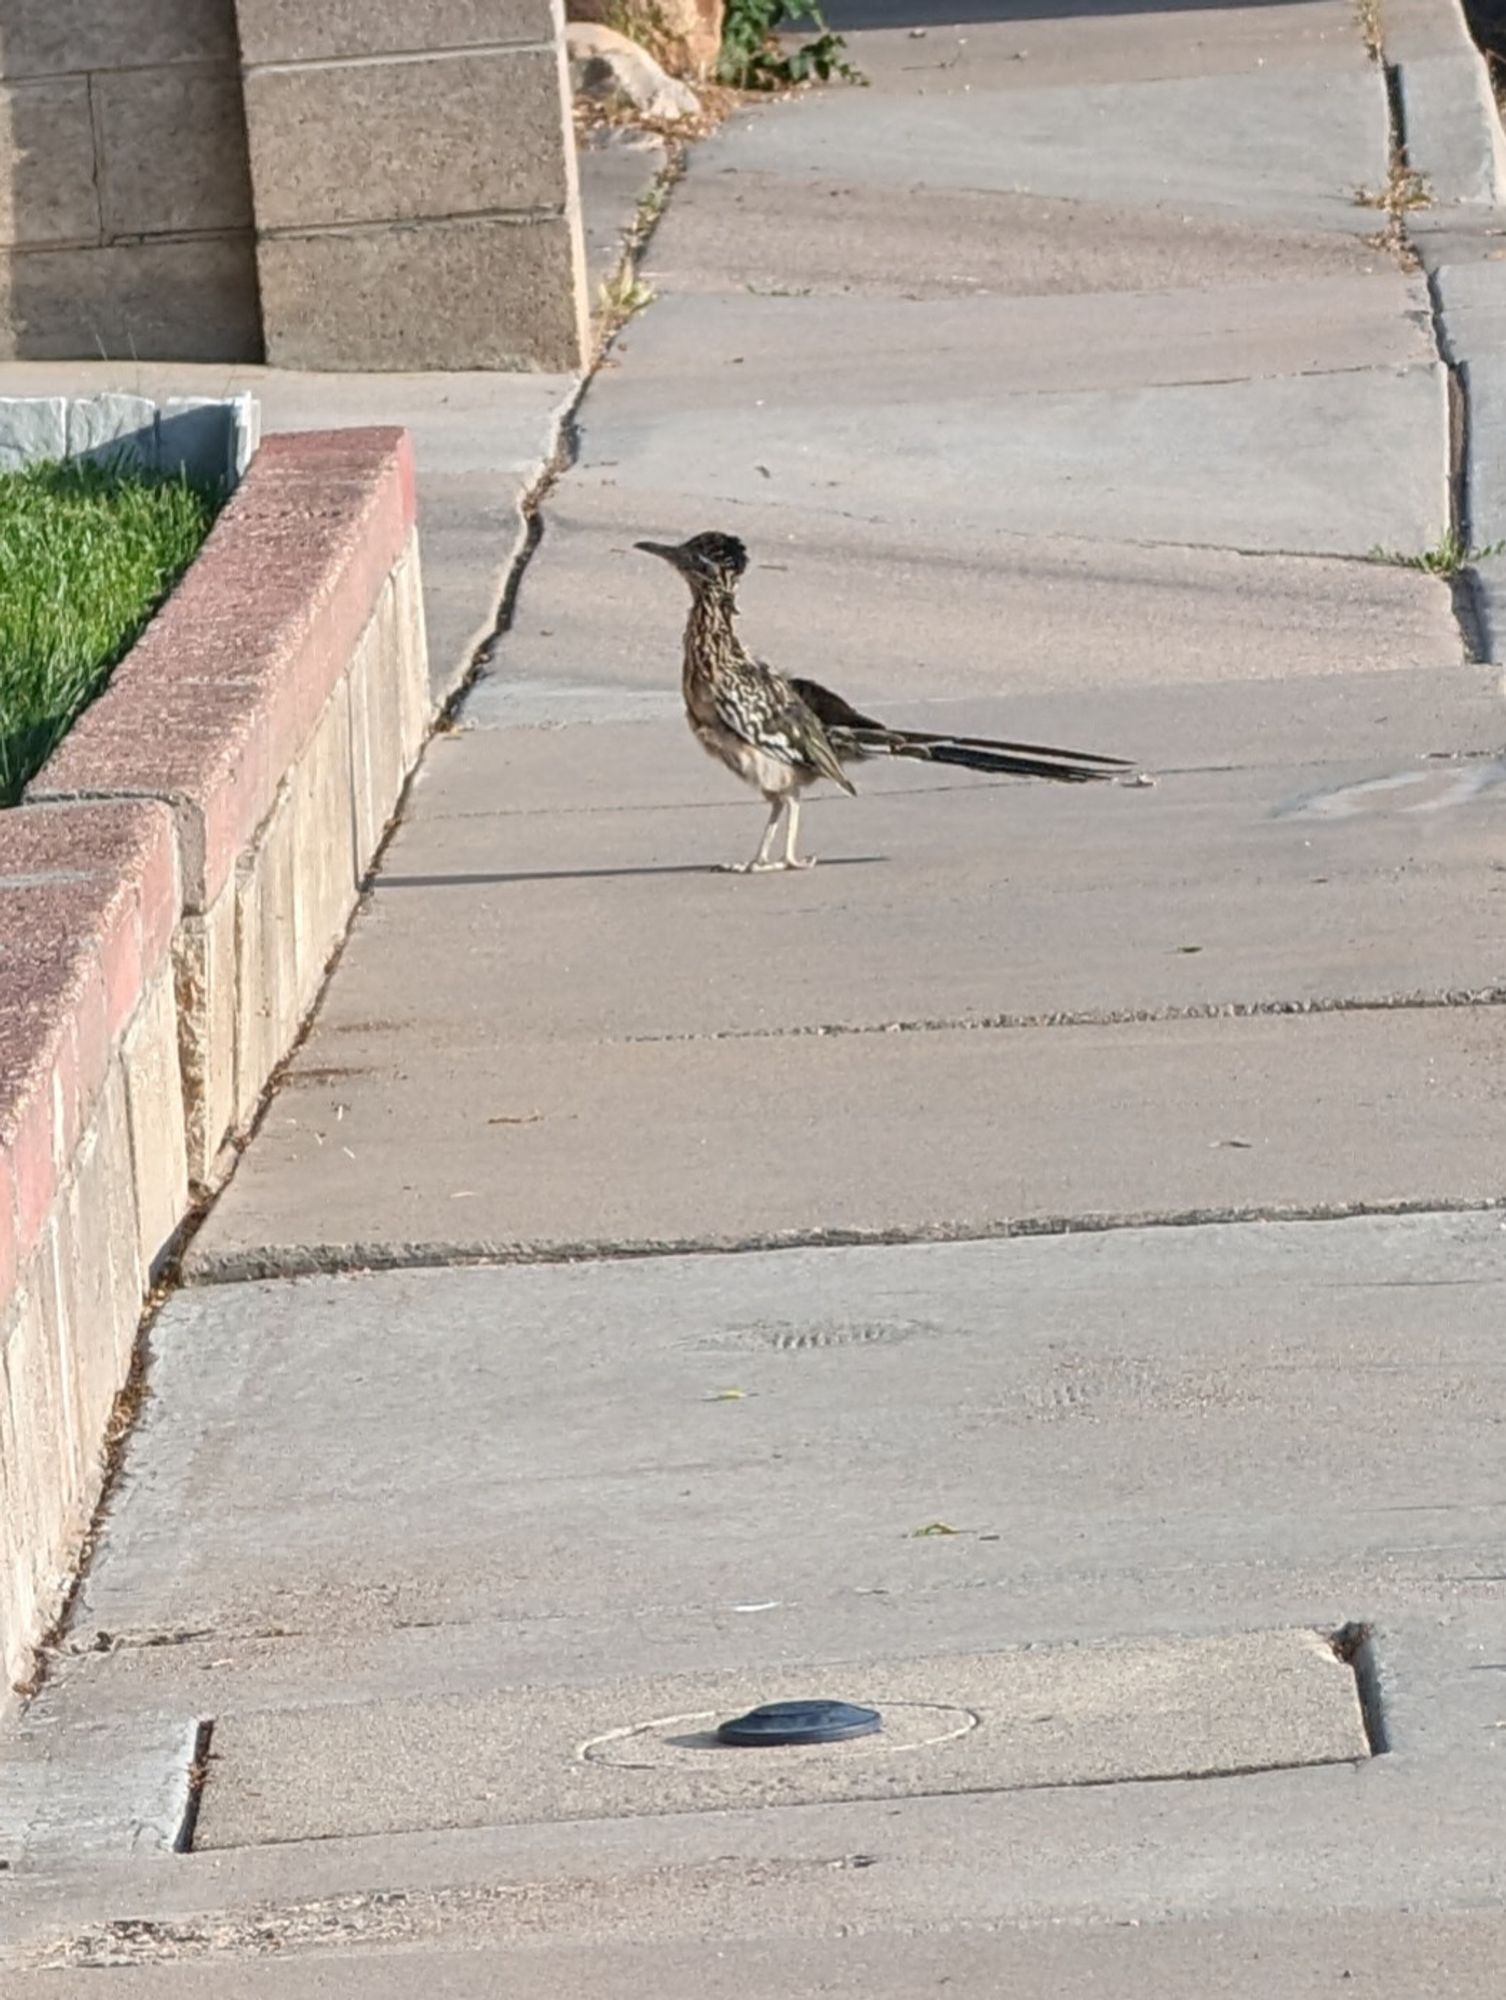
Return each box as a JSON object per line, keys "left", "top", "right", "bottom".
{"left": 611, "top": 987, "right": 1506, "bottom": 1045}
{"left": 1380, "top": 46, "right": 1492, "bottom": 657}
{"left": 181, "top": 1194, "right": 1506, "bottom": 1286}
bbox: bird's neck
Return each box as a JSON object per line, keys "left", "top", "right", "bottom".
{"left": 681, "top": 583, "right": 740, "bottom": 693}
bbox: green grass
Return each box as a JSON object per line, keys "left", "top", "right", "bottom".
{"left": 1369, "top": 527, "right": 1506, "bottom": 579}
{"left": 0, "top": 458, "right": 220, "bottom": 805}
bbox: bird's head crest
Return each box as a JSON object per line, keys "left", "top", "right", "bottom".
{"left": 635, "top": 531, "right": 749, "bottom": 587}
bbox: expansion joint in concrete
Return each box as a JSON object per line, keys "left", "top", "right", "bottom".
{"left": 182, "top": 1193, "right": 1506, "bottom": 1288}
{"left": 1378, "top": 50, "right": 1490, "bottom": 658}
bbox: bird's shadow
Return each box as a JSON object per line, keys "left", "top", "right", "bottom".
{"left": 375, "top": 858, "right": 887, "bottom": 889}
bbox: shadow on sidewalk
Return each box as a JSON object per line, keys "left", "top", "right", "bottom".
{"left": 376, "top": 859, "right": 887, "bottom": 887}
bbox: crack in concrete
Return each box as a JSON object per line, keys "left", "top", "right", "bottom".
{"left": 23, "top": 1858, "right": 830, "bottom": 1970}
{"left": 183, "top": 1195, "right": 1506, "bottom": 1288}
{"left": 454, "top": 150, "right": 688, "bottom": 704}
{"left": 565, "top": 483, "right": 1438, "bottom": 573}
{"left": 614, "top": 987, "right": 1506, "bottom": 1047}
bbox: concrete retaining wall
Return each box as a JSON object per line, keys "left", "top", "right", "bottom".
{"left": 0, "top": 0, "right": 261, "bottom": 361}
{"left": 0, "top": 428, "right": 430, "bottom": 1693}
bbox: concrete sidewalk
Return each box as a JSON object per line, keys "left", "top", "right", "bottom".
{"left": 6, "top": 2, "right": 1506, "bottom": 1993}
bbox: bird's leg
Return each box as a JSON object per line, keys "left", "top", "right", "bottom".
{"left": 719, "top": 795, "right": 786, "bottom": 874}
{"left": 781, "top": 793, "right": 816, "bottom": 870}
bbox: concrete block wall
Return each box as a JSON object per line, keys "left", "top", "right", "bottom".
{"left": 0, "top": 0, "right": 261, "bottom": 361}
{"left": 0, "top": 1, "right": 589, "bottom": 371}
{"left": 232, "top": 0, "right": 590, "bottom": 371}
{"left": 1, "top": 429, "right": 430, "bottom": 1693}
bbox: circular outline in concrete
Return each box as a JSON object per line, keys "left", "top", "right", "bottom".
{"left": 580, "top": 1699, "right": 980, "bottom": 1770}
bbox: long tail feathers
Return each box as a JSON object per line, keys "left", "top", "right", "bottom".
{"left": 834, "top": 726, "right": 1127, "bottom": 784}
{"left": 899, "top": 738, "right": 1116, "bottom": 783}
{"left": 785, "top": 675, "right": 1130, "bottom": 784}
{"left": 883, "top": 724, "right": 1133, "bottom": 769}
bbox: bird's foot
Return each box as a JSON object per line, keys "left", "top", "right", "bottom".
{"left": 716, "top": 857, "right": 816, "bottom": 874}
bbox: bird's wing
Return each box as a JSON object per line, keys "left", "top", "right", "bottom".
{"left": 788, "top": 674, "right": 1132, "bottom": 782}
{"left": 786, "top": 677, "right": 887, "bottom": 735}
{"left": 713, "top": 660, "right": 857, "bottom": 794}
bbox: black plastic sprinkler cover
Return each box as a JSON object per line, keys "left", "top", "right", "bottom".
{"left": 716, "top": 1699, "right": 881, "bottom": 1747}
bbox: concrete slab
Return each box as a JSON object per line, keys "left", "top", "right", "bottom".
{"left": 648, "top": 167, "right": 1399, "bottom": 301}
{"left": 187, "top": 1000, "right": 1506, "bottom": 1269}
{"left": 76, "top": 1213, "right": 1506, "bottom": 1651}
{"left": 226, "top": 712, "right": 1506, "bottom": 1052}
{"left": 577, "top": 128, "right": 667, "bottom": 299}
{"left": 0, "top": 1713, "right": 197, "bottom": 1866}
{"left": 570, "top": 358, "right": 1446, "bottom": 556}
{"left": 644, "top": 5, "right": 1392, "bottom": 307}
{"left": 828, "top": 2, "right": 1365, "bottom": 94}
{"left": 472, "top": 500, "right": 1462, "bottom": 707}
{"left": 689, "top": 68, "right": 1386, "bottom": 233}
{"left": 1397, "top": 51, "right": 1503, "bottom": 206}
{"left": 605, "top": 273, "right": 1437, "bottom": 406}
{"left": 17, "top": 1913, "right": 1506, "bottom": 2000}
{"left": 1388, "top": 0, "right": 1505, "bottom": 206}
{"left": 186, "top": 646, "right": 1506, "bottom": 1270}
{"left": 190, "top": 1631, "right": 1364, "bottom": 1850}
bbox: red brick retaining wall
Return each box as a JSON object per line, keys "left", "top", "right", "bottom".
{"left": 0, "top": 428, "right": 429, "bottom": 1692}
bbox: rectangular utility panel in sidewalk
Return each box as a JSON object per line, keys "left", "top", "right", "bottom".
{"left": 191, "top": 1628, "right": 1372, "bottom": 1850}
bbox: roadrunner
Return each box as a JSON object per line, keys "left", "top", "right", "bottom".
{"left": 636, "top": 530, "right": 1132, "bottom": 872}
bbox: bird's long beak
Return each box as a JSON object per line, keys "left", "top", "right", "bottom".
{"left": 634, "top": 540, "right": 681, "bottom": 565}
